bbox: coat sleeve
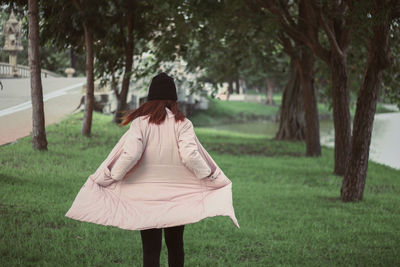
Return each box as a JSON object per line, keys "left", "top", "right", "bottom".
{"left": 177, "top": 119, "right": 212, "bottom": 179}
{"left": 106, "top": 118, "right": 145, "bottom": 181}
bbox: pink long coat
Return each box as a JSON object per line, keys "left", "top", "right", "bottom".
{"left": 65, "top": 108, "right": 240, "bottom": 230}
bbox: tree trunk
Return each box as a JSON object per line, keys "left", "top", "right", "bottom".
{"left": 275, "top": 60, "right": 305, "bottom": 140}
{"left": 111, "top": 71, "right": 119, "bottom": 100}
{"left": 114, "top": 13, "right": 135, "bottom": 124}
{"left": 235, "top": 77, "right": 240, "bottom": 94}
{"left": 297, "top": 46, "right": 321, "bottom": 156}
{"left": 265, "top": 78, "right": 275, "bottom": 105}
{"left": 228, "top": 79, "right": 233, "bottom": 97}
{"left": 28, "top": 0, "right": 47, "bottom": 150}
{"left": 81, "top": 24, "right": 95, "bottom": 136}
{"left": 240, "top": 80, "right": 246, "bottom": 93}
{"left": 330, "top": 54, "right": 351, "bottom": 175}
{"left": 340, "top": 6, "right": 392, "bottom": 202}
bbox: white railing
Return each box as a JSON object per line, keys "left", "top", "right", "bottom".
{"left": 0, "top": 62, "right": 61, "bottom": 78}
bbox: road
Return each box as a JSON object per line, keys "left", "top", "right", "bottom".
{"left": 0, "top": 77, "right": 86, "bottom": 145}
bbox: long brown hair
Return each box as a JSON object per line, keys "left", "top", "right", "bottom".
{"left": 119, "top": 100, "right": 186, "bottom": 126}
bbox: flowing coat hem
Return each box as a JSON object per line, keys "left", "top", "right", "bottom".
{"left": 65, "top": 113, "right": 240, "bottom": 231}
{"left": 65, "top": 177, "right": 240, "bottom": 231}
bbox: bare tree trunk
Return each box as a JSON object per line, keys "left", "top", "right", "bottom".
{"left": 298, "top": 46, "right": 321, "bottom": 156}
{"left": 265, "top": 0, "right": 351, "bottom": 167}
{"left": 265, "top": 78, "right": 275, "bottom": 105}
{"left": 81, "top": 24, "right": 95, "bottom": 136}
{"left": 235, "top": 77, "right": 240, "bottom": 94}
{"left": 297, "top": 1, "right": 321, "bottom": 156}
{"left": 114, "top": 13, "right": 135, "bottom": 123}
{"left": 28, "top": 0, "right": 47, "bottom": 150}
{"left": 274, "top": 2, "right": 319, "bottom": 151}
{"left": 228, "top": 79, "right": 233, "bottom": 95}
{"left": 275, "top": 60, "right": 305, "bottom": 140}
{"left": 331, "top": 54, "right": 351, "bottom": 175}
{"left": 341, "top": 3, "right": 392, "bottom": 201}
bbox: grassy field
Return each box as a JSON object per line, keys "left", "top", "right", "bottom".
{"left": 189, "top": 97, "right": 279, "bottom": 126}
{"left": 1, "top": 112, "right": 399, "bottom": 266}
{"left": 190, "top": 93, "right": 397, "bottom": 127}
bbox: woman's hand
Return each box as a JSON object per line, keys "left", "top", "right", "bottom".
{"left": 94, "top": 167, "right": 118, "bottom": 189}
{"left": 96, "top": 176, "right": 117, "bottom": 187}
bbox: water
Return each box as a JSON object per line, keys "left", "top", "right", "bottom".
{"left": 212, "top": 114, "right": 400, "bottom": 170}
{"left": 369, "top": 113, "right": 400, "bottom": 169}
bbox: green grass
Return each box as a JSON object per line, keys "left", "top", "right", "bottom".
{"left": 190, "top": 94, "right": 394, "bottom": 127}
{"left": 1, "top": 112, "right": 399, "bottom": 266}
{"left": 190, "top": 97, "right": 279, "bottom": 126}
{"left": 189, "top": 95, "right": 333, "bottom": 127}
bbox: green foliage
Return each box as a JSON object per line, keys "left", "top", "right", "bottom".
{"left": 39, "top": 46, "right": 70, "bottom": 75}
{"left": 1, "top": 0, "right": 399, "bottom": 109}
{"left": 382, "top": 19, "right": 400, "bottom": 108}
{"left": 94, "top": 0, "right": 170, "bottom": 89}
{"left": 150, "top": 0, "right": 289, "bottom": 94}
{"left": 0, "top": 112, "right": 399, "bottom": 266}
{"left": 0, "top": 4, "right": 85, "bottom": 75}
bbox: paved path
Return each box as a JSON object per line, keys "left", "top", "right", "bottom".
{"left": 0, "top": 77, "right": 86, "bottom": 145}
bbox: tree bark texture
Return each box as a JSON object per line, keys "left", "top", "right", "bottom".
{"left": 28, "top": 0, "right": 47, "bottom": 150}
{"left": 340, "top": 3, "right": 392, "bottom": 202}
{"left": 297, "top": 1, "right": 321, "bottom": 156}
{"left": 228, "top": 80, "right": 233, "bottom": 95}
{"left": 264, "top": 0, "right": 352, "bottom": 166}
{"left": 81, "top": 24, "right": 95, "bottom": 136}
{"left": 297, "top": 46, "right": 321, "bottom": 156}
{"left": 275, "top": 60, "right": 305, "bottom": 141}
{"left": 314, "top": 0, "right": 352, "bottom": 174}
{"left": 114, "top": 13, "right": 135, "bottom": 124}
{"left": 330, "top": 54, "right": 352, "bottom": 175}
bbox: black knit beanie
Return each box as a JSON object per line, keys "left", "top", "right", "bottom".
{"left": 147, "top": 72, "right": 178, "bottom": 101}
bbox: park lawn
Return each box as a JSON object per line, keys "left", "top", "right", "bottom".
{"left": 189, "top": 97, "right": 279, "bottom": 126}
{"left": 189, "top": 94, "right": 395, "bottom": 127}
{"left": 0, "top": 112, "right": 399, "bottom": 266}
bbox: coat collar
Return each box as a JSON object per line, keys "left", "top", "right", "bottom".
{"left": 165, "top": 107, "right": 174, "bottom": 118}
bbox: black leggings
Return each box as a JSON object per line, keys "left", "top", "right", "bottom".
{"left": 140, "top": 225, "right": 185, "bottom": 267}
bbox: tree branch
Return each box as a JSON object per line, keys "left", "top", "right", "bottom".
{"left": 390, "top": 0, "right": 400, "bottom": 19}
{"left": 261, "top": 1, "right": 308, "bottom": 45}
{"left": 278, "top": 32, "right": 299, "bottom": 65}
{"left": 261, "top": 0, "right": 330, "bottom": 62}
{"left": 314, "top": 4, "right": 344, "bottom": 59}
{"left": 71, "top": 0, "right": 83, "bottom": 18}
{"left": 278, "top": 0, "right": 298, "bottom": 30}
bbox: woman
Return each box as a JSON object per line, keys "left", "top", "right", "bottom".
{"left": 65, "top": 72, "right": 239, "bottom": 267}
